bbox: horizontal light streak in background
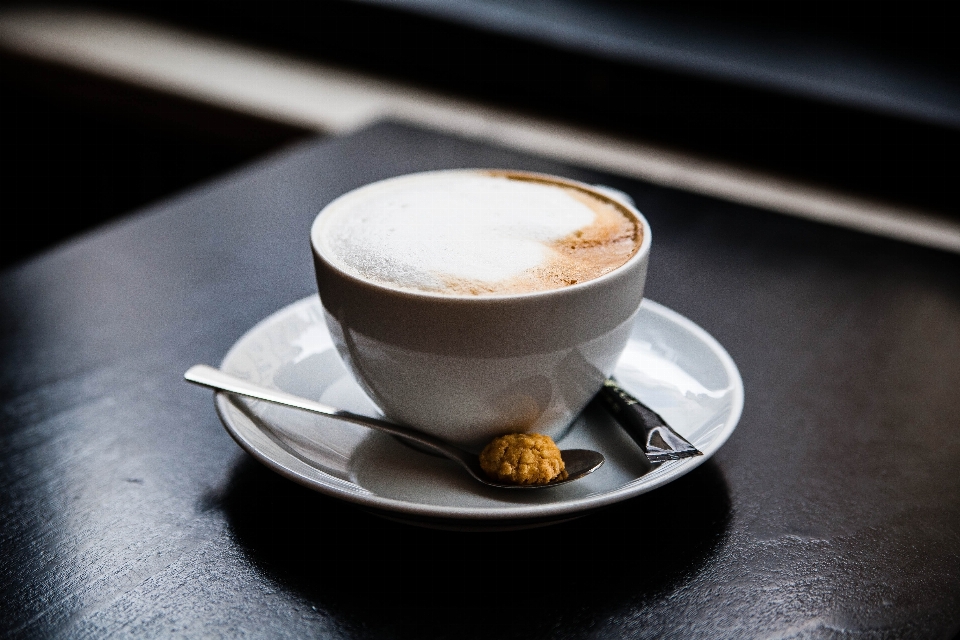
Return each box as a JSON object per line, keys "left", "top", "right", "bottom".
{"left": 2, "top": 8, "right": 958, "bottom": 254}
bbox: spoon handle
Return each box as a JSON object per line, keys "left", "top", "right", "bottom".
{"left": 183, "top": 365, "right": 465, "bottom": 461}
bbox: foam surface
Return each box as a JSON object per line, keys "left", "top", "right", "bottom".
{"left": 318, "top": 172, "right": 639, "bottom": 294}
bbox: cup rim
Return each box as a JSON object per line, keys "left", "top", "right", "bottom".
{"left": 310, "top": 169, "right": 651, "bottom": 302}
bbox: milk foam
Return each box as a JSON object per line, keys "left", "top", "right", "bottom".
{"left": 317, "top": 172, "right": 639, "bottom": 295}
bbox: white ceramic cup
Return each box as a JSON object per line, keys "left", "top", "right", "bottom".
{"left": 311, "top": 170, "right": 651, "bottom": 451}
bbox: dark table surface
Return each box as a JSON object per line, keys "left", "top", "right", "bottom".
{"left": 2, "top": 122, "right": 959, "bottom": 639}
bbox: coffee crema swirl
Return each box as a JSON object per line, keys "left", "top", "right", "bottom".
{"left": 317, "top": 170, "right": 642, "bottom": 296}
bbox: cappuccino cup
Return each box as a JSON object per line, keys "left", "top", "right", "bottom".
{"left": 311, "top": 170, "right": 651, "bottom": 451}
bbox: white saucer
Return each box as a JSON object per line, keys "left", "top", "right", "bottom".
{"left": 215, "top": 296, "right": 743, "bottom": 530}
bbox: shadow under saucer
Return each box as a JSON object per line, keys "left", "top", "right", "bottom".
{"left": 204, "top": 452, "right": 732, "bottom": 638}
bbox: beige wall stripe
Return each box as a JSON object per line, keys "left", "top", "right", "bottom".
{"left": 3, "top": 8, "right": 958, "bottom": 253}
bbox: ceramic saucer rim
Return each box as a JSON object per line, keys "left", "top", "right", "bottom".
{"left": 214, "top": 296, "right": 743, "bottom": 521}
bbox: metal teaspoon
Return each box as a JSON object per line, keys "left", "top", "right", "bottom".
{"left": 184, "top": 365, "right": 604, "bottom": 489}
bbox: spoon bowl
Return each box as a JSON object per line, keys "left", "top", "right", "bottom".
{"left": 184, "top": 365, "right": 604, "bottom": 489}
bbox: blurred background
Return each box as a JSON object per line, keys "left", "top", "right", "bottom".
{"left": 2, "top": 0, "right": 958, "bottom": 268}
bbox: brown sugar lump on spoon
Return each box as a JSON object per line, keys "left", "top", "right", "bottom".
{"left": 479, "top": 433, "right": 569, "bottom": 485}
